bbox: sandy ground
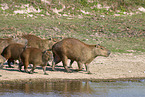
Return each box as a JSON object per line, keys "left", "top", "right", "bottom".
{"left": 0, "top": 52, "right": 145, "bottom": 82}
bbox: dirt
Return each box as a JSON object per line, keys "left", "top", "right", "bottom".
{"left": 0, "top": 52, "right": 145, "bottom": 83}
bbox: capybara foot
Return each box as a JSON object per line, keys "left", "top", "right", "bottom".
{"left": 74, "top": 69, "right": 83, "bottom": 71}
{"left": 29, "top": 71, "right": 34, "bottom": 74}
{"left": 52, "top": 68, "right": 56, "bottom": 71}
{"left": 8, "top": 66, "right": 14, "bottom": 68}
{"left": 19, "top": 70, "right": 22, "bottom": 72}
{"left": 44, "top": 72, "right": 48, "bottom": 75}
{"left": 24, "top": 70, "right": 29, "bottom": 73}
{"left": 67, "top": 70, "right": 72, "bottom": 73}
{"left": 87, "top": 71, "right": 92, "bottom": 74}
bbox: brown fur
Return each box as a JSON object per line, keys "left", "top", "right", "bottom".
{"left": 0, "top": 37, "right": 27, "bottom": 53}
{"left": 21, "top": 34, "right": 59, "bottom": 51}
{"left": 0, "top": 37, "right": 27, "bottom": 68}
{"left": 52, "top": 38, "right": 110, "bottom": 73}
{"left": 19, "top": 47, "right": 52, "bottom": 75}
{"left": 1, "top": 43, "right": 25, "bottom": 68}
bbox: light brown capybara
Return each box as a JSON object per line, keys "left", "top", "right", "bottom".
{"left": 19, "top": 47, "right": 52, "bottom": 75}
{"left": 1, "top": 43, "right": 25, "bottom": 68}
{"left": 52, "top": 38, "right": 110, "bottom": 74}
{"left": 21, "top": 34, "right": 59, "bottom": 51}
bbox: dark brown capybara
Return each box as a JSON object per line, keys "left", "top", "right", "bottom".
{"left": 1, "top": 43, "right": 25, "bottom": 68}
{"left": 0, "top": 37, "right": 27, "bottom": 68}
{"left": 52, "top": 38, "right": 110, "bottom": 74}
{"left": 21, "top": 34, "right": 59, "bottom": 51}
{"left": 19, "top": 47, "right": 52, "bottom": 75}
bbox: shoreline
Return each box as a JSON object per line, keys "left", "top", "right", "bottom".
{"left": 0, "top": 52, "right": 145, "bottom": 84}
{"left": 0, "top": 77, "right": 145, "bottom": 84}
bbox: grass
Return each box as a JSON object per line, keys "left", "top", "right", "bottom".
{"left": 0, "top": 0, "right": 145, "bottom": 53}
{"left": 102, "top": 37, "right": 145, "bottom": 53}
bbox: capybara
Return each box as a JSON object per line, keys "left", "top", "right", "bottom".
{"left": 19, "top": 47, "right": 52, "bottom": 75}
{"left": 0, "top": 37, "right": 27, "bottom": 68}
{"left": 21, "top": 34, "right": 59, "bottom": 51}
{"left": 1, "top": 43, "right": 25, "bottom": 68}
{"left": 52, "top": 38, "right": 110, "bottom": 74}
{"left": 0, "top": 37, "right": 27, "bottom": 53}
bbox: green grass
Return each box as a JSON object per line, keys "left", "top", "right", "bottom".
{"left": 0, "top": 14, "right": 144, "bottom": 53}
{"left": 101, "top": 37, "right": 145, "bottom": 53}
{"left": 0, "top": 0, "right": 145, "bottom": 53}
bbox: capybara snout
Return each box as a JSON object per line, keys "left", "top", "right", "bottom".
{"left": 108, "top": 51, "right": 111, "bottom": 56}
{"left": 95, "top": 44, "right": 111, "bottom": 57}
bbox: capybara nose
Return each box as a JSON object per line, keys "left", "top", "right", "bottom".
{"left": 108, "top": 51, "right": 111, "bottom": 55}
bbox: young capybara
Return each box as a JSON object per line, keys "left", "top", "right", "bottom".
{"left": 52, "top": 38, "right": 110, "bottom": 74}
{"left": 21, "top": 34, "right": 59, "bottom": 51}
{"left": 19, "top": 47, "right": 52, "bottom": 75}
{"left": 1, "top": 43, "right": 25, "bottom": 68}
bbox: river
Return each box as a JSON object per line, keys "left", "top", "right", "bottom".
{"left": 0, "top": 80, "right": 145, "bottom": 97}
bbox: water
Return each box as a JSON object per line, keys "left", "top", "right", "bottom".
{"left": 0, "top": 80, "right": 145, "bottom": 97}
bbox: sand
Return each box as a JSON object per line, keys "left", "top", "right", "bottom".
{"left": 0, "top": 52, "right": 145, "bottom": 83}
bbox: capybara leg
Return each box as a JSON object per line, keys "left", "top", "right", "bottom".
{"left": 24, "top": 66, "right": 28, "bottom": 73}
{"left": 24, "top": 61, "right": 29, "bottom": 73}
{"left": 76, "top": 62, "right": 83, "bottom": 71}
{"left": 69, "top": 60, "right": 74, "bottom": 68}
{"left": 85, "top": 64, "right": 91, "bottom": 74}
{"left": 0, "top": 63, "right": 4, "bottom": 69}
{"left": 52, "top": 60, "right": 56, "bottom": 71}
{"left": 30, "top": 65, "right": 36, "bottom": 74}
{"left": 42, "top": 66, "right": 48, "bottom": 75}
{"left": 18, "top": 62, "right": 23, "bottom": 72}
{"left": 62, "top": 56, "right": 72, "bottom": 73}
{"left": 8, "top": 59, "right": 14, "bottom": 68}
{"left": 52, "top": 54, "right": 61, "bottom": 71}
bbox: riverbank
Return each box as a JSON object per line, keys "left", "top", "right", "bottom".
{"left": 0, "top": 52, "right": 145, "bottom": 83}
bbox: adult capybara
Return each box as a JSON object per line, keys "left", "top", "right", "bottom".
{"left": 21, "top": 34, "right": 59, "bottom": 51}
{"left": 19, "top": 47, "right": 52, "bottom": 75}
{"left": 52, "top": 38, "right": 110, "bottom": 74}
{"left": 1, "top": 43, "right": 25, "bottom": 68}
{"left": 0, "top": 37, "right": 27, "bottom": 68}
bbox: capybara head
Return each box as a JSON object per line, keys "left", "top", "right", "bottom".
{"left": 42, "top": 50, "right": 53, "bottom": 63}
{"left": 43, "top": 38, "right": 59, "bottom": 50}
{"left": 94, "top": 44, "right": 110, "bottom": 57}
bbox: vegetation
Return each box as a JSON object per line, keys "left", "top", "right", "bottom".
{"left": 0, "top": 0, "right": 145, "bottom": 53}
